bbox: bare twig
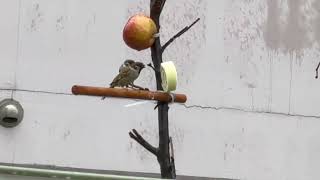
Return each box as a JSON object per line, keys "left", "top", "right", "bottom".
{"left": 129, "top": 129, "right": 158, "bottom": 156}
{"left": 169, "top": 137, "right": 174, "bottom": 159}
{"left": 169, "top": 137, "right": 176, "bottom": 177}
{"left": 159, "top": 0, "right": 166, "bottom": 13}
{"left": 147, "top": 63, "right": 160, "bottom": 73}
{"left": 316, "top": 61, "right": 320, "bottom": 79}
{"left": 161, "top": 18, "right": 200, "bottom": 53}
{"left": 153, "top": 101, "right": 163, "bottom": 110}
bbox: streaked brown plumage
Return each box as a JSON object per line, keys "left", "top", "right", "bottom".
{"left": 110, "top": 61, "right": 145, "bottom": 87}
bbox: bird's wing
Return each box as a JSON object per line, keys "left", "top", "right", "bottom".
{"left": 110, "top": 67, "right": 131, "bottom": 87}
{"left": 119, "top": 64, "right": 125, "bottom": 73}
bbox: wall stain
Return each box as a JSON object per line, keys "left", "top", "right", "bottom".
{"left": 282, "top": 0, "right": 309, "bottom": 58}
{"left": 28, "top": 3, "right": 44, "bottom": 32}
{"left": 225, "top": 0, "right": 320, "bottom": 112}
{"left": 269, "top": 55, "right": 273, "bottom": 112}
{"left": 56, "top": 16, "right": 65, "bottom": 31}
{"left": 226, "top": 0, "right": 319, "bottom": 58}
{"left": 250, "top": 87, "right": 255, "bottom": 111}
{"left": 224, "top": 0, "right": 265, "bottom": 51}
{"left": 264, "top": 0, "right": 281, "bottom": 50}
{"left": 314, "top": 0, "right": 320, "bottom": 47}
{"left": 264, "top": 0, "right": 318, "bottom": 57}
{"left": 288, "top": 54, "right": 293, "bottom": 114}
{"left": 63, "top": 130, "right": 71, "bottom": 140}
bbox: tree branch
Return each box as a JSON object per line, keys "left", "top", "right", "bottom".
{"left": 316, "top": 61, "right": 320, "bottom": 79}
{"left": 147, "top": 63, "right": 160, "bottom": 73}
{"left": 161, "top": 18, "right": 200, "bottom": 53}
{"left": 129, "top": 129, "right": 159, "bottom": 157}
{"left": 150, "top": 0, "right": 166, "bottom": 16}
{"left": 169, "top": 137, "right": 176, "bottom": 177}
{"left": 160, "top": 0, "right": 166, "bottom": 12}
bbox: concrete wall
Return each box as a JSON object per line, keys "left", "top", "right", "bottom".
{"left": 0, "top": 0, "right": 319, "bottom": 179}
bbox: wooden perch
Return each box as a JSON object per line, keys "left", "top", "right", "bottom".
{"left": 71, "top": 85, "right": 187, "bottom": 103}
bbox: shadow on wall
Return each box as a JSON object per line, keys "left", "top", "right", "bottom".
{"left": 314, "top": 0, "right": 320, "bottom": 46}
{"left": 264, "top": 0, "right": 320, "bottom": 56}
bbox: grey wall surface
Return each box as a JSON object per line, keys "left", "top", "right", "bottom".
{"left": 0, "top": 0, "right": 319, "bottom": 180}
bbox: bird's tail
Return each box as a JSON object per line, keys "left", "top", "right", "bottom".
{"left": 109, "top": 82, "right": 115, "bottom": 88}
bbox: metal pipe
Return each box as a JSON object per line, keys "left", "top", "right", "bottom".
{"left": 0, "top": 165, "right": 168, "bottom": 180}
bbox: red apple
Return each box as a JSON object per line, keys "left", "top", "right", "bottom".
{"left": 123, "top": 14, "right": 157, "bottom": 51}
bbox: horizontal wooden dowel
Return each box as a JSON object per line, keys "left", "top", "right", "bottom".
{"left": 71, "top": 85, "right": 187, "bottom": 103}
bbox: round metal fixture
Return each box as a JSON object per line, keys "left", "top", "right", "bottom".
{"left": 0, "top": 99, "right": 24, "bottom": 128}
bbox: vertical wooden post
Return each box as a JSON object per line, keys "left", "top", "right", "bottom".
{"left": 149, "top": 1, "right": 174, "bottom": 178}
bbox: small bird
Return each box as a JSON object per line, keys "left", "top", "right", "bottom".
{"left": 110, "top": 61, "right": 145, "bottom": 88}
{"left": 101, "top": 61, "right": 146, "bottom": 100}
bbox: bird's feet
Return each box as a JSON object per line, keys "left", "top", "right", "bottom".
{"left": 129, "top": 84, "right": 149, "bottom": 91}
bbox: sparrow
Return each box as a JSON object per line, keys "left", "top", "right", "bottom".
{"left": 101, "top": 61, "right": 146, "bottom": 100}
{"left": 110, "top": 61, "right": 145, "bottom": 88}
